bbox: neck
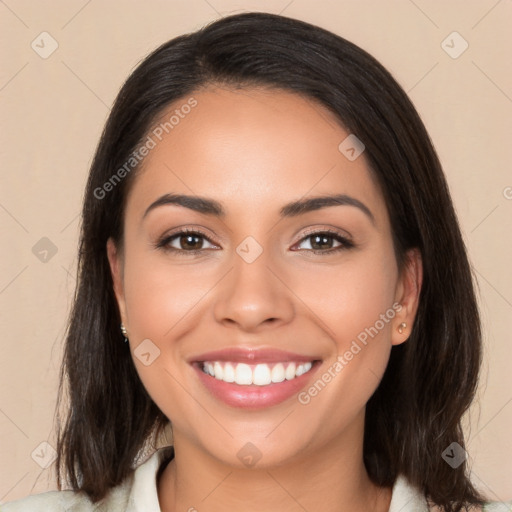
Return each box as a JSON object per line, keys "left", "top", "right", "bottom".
{"left": 157, "top": 413, "right": 392, "bottom": 512}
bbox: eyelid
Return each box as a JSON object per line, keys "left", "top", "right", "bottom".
{"left": 294, "top": 226, "right": 353, "bottom": 245}
{"left": 163, "top": 226, "right": 217, "bottom": 241}
{"left": 300, "top": 225, "right": 350, "bottom": 236}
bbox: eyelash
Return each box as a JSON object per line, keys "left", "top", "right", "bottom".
{"left": 155, "top": 227, "right": 354, "bottom": 256}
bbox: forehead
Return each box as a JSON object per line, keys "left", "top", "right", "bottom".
{"left": 125, "top": 86, "right": 387, "bottom": 225}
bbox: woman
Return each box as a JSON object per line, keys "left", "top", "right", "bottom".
{"left": 3, "top": 11, "right": 510, "bottom": 512}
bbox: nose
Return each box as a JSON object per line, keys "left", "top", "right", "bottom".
{"left": 213, "top": 250, "right": 295, "bottom": 333}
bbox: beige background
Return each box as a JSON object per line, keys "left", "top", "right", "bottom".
{"left": 1, "top": 0, "right": 511, "bottom": 504}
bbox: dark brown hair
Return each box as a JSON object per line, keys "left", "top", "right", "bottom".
{"left": 55, "top": 12, "right": 484, "bottom": 511}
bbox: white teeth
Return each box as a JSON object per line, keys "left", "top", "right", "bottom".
{"left": 201, "top": 360, "right": 314, "bottom": 386}
{"left": 213, "top": 362, "right": 224, "bottom": 380}
{"left": 295, "top": 362, "right": 312, "bottom": 377}
{"left": 235, "top": 363, "right": 253, "bottom": 385}
{"left": 223, "top": 362, "right": 235, "bottom": 383}
{"left": 285, "top": 362, "right": 296, "bottom": 380}
{"left": 271, "top": 363, "right": 285, "bottom": 383}
{"left": 253, "top": 364, "right": 272, "bottom": 386}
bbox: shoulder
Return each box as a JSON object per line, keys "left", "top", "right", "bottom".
{"left": 0, "top": 480, "right": 131, "bottom": 512}
{"left": 389, "top": 475, "right": 430, "bottom": 511}
{"left": 1, "top": 489, "right": 102, "bottom": 511}
{"left": 483, "top": 503, "right": 512, "bottom": 511}
{"left": 390, "top": 475, "right": 512, "bottom": 512}
{"left": 0, "top": 446, "right": 174, "bottom": 512}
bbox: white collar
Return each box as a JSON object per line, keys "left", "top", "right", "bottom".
{"left": 388, "top": 474, "right": 430, "bottom": 511}
{"left": 126, "top": 447, "right": 429, "bottom": 512}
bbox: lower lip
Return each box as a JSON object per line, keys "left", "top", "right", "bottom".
{"left": 193, "top": 362, "right": 321, "bottom": 409}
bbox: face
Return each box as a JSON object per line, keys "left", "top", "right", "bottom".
{"left": 107, "top": 86, "right": 422, "bottom": 469}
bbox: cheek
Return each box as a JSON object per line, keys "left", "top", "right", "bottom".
{"left": 120, "top": 250, "right": 218, "bottom": 431}
{"left": 120, "top": 247, "right": 217, "bottom": 408}
{"left": 122, "top": 247, "right": 217, "bottom": 341}
{"left": 292, "top": 246, "right": 398, "bottom": 347}
{"left": 291, "top": 246, "right": 398, "bottom": 409}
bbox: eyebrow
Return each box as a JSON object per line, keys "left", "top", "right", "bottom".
{"left": 142, "top": 193, "right": 375, "bottom": 224}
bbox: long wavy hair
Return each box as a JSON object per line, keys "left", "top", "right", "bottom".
{"left": 54, "top": 12, "right": 484, "bottom": 511}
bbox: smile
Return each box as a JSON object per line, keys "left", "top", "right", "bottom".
{"left": 190, "top": 347, "right": 321, "bottom": 409}
{"left": 201, "top": 361, "right": 314, "bottom": 386}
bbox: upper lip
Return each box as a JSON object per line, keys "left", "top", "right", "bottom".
{"left": 189, "top": 347, "right": 319, "bottom": 364}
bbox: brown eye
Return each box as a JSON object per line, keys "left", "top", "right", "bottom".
{"left": 310, "top": 234, "right": 336, "bottom": 250}
{"left": 156, "top": 230, "right": 218, "bottom": 253}
{"left": 178, "top": 233, "right": 204, "bottom": 250}
{"left": 295, "top": 231, "right": 353, "bottom": 253}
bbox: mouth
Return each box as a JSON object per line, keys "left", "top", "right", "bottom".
{"left": 200, "top": 360, "right": 314, "bottom": 385}
{"left": 190, "top": 348, "right": 322, "bottom": 409}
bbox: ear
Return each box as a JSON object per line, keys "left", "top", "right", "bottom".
{"left": 391, "top": 248, "right": 423, "bottom": 346}
{"left": 106, "top": 237, "right": 128, "bottom": 327}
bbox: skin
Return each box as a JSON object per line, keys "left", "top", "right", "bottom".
{"left": 107, "top": 86, "right": 423, "bottom": 512}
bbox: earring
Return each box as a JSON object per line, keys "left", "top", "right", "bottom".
{"left": 120, "top": 323, "right": 129, "bottom": 343}
{"left": 397, "top": 322, "right": 407, "bottom": 334}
